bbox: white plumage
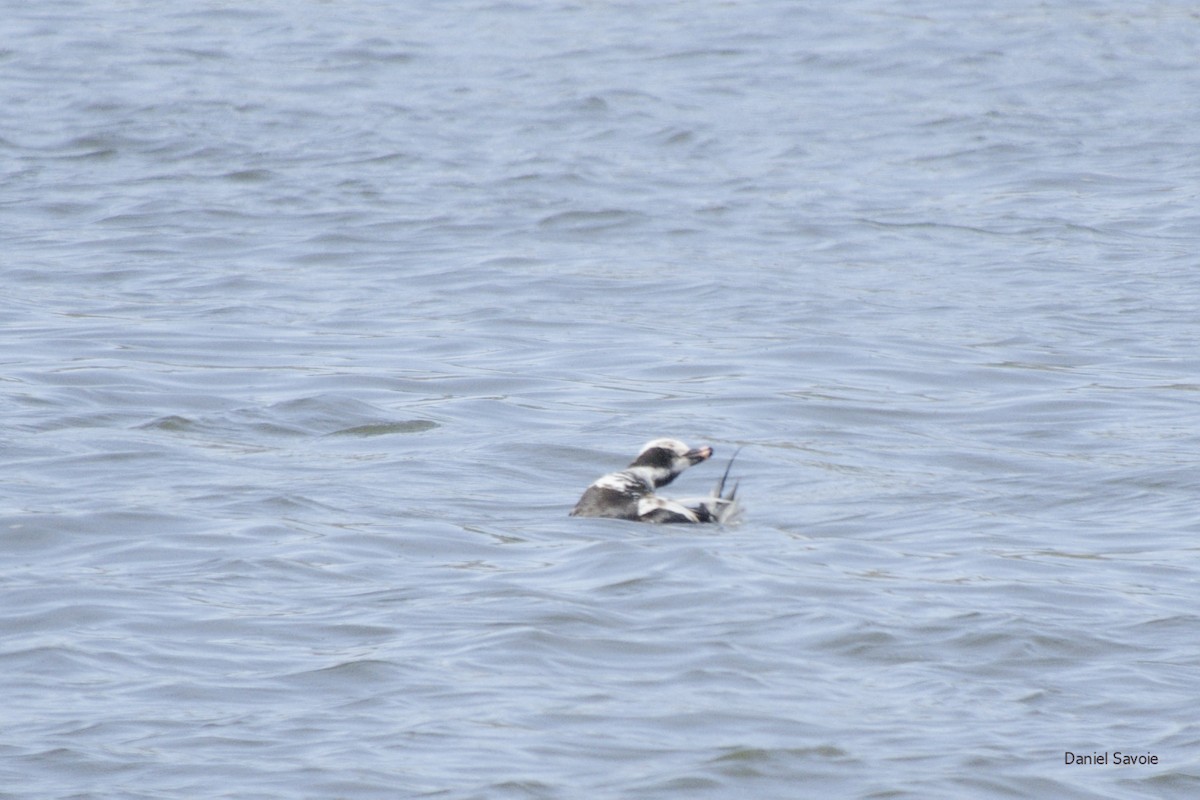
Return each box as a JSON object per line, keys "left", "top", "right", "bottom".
{"left": 570, "top": 438, "right": 741, "bottom": 524}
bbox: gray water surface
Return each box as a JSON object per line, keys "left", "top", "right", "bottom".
{"left": 4, "top": 2, "right": 1200, "bottom": 798}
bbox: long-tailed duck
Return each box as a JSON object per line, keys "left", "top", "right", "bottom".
{"left": 570, "top": 438, "right": 741, "bottom": 523}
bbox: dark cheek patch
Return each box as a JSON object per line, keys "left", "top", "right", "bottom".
{"left": 632, "top": 447, "right": 676, "bottom": 470}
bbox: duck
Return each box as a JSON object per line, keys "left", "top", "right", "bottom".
{"left": 570, "top": 438, "right": 741, "bottom": 523}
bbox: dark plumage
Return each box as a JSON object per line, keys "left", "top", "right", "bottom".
{"left": 570, "top": 438, "right": 741, "bottom": 524}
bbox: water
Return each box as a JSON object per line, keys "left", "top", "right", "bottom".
{"left": 3, "top": 1, "right": 1199, "bottom": 798}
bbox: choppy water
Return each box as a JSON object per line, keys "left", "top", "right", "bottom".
{"left": 4, "top": 1, "right": 1200, "bottom": 798}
